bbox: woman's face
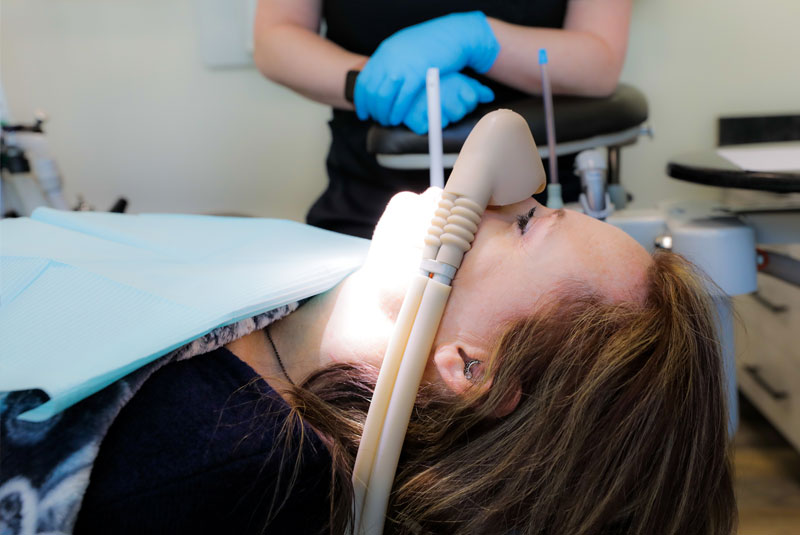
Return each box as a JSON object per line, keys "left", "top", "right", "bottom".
{"left": 433, "top": 195, "right": 652, "bottom": 352}
{"left": 368, "top": 189, "right": 652, "bottom": 354}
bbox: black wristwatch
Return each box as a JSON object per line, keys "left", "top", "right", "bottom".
{"left": 345, "top": 70, "right": 360, "bottom": 103}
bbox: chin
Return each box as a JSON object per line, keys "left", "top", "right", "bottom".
{"left": 362, "top": 189, "right": 441, "bottom": 303}
{"left": 368, "top": 189, "right": 441, "bottom": 264}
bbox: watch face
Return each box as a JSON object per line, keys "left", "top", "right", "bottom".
{"left": 345, "top": 70, "right": 360, "bottom": 103}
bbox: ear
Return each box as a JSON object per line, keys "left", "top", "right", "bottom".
{"left": 433, "top": 342, "right": 521, "bottom": 418}
{"left": 432, "top": 342, "right": 490, "bottom": 396}
{"left": 494, "top": 384, "right": 521, "bottom": 418}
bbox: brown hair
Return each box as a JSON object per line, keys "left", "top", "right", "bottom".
{"left": 283, "top": 250, "right": 737, "bottom": 534}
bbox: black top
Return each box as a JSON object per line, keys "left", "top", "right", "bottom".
{"left": 306, "top": 1, "right": 574, "bottom": 238}
{"left": 74, "top": 347, "right": 332, "bottom": 535}
{"left": 324, "top": 0, "right": 568, "bottom": 56}
{"left": 324, "top": 0, "right": 569, "bottom": 103}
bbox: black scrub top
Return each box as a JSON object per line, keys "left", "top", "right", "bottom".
{"left": 306, "top": 0, "right": 571, "bottom": 238}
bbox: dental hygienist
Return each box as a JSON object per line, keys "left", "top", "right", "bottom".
{"left": 253, "top": 0, "right": 633, "bottom": 239}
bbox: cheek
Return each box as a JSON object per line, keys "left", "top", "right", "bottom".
{"left": 438, "top": 270, "right": 538, "bottom": 351}
{"left": 442, "top": 250, "right": 529, "bottom": 338}
{"left": 487, "top": 271, "right": 544, "bottom": 323}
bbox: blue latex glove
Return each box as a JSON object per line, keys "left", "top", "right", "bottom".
{"left": 403, "top": 73, "right": 495, "bottom": 135}
{"left": 354, "top": 11, "right": 500, "bottom": 127}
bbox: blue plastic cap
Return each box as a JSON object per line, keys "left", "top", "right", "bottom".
{"left": 538, "top": 49, "right": 548, "bottom": 65}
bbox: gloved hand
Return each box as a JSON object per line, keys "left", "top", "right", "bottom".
{"left": 403, "top": 73, "right": 495, "bottom": 135}
{"left": 354, "top": 11, "right": 500, "bottom": 127}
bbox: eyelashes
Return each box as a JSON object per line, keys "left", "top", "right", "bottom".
{"left": 516, "top": 206, "right": 537, "bottom": 234}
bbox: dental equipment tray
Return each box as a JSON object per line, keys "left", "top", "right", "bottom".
{"left": 668, "top": 143, "right": 800, "bottom": 193}
{"left": 366, "top": 84, "right": 648, "bottom": 158}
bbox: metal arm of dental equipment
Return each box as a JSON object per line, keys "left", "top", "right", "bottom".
{"left": 0, "top": 80, "right": 127, "bottom": 218}
{"left": 540, "top": 50, "right": 620, "bottom": 221}
{"left": 351, "top": 110, "right": 547, "bottom": 534}
{"left": 0, "top": 78, "right": 67, "bottom": 217}
{"left": 575, "top": 149, "right": 615, "bottom": 220}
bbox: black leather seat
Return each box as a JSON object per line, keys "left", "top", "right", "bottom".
{"left": 367, "top": 84, "right": 648, "bottom": 157}
{"left": 365, "top": 84, "right": 649, "bottom": 209}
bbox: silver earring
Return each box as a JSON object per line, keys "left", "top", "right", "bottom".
{"left": 464, "top": 360, "right": 480, "bottom": 380}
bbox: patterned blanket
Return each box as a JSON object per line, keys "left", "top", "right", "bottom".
{"left": 0, "top": 304, "right": 297, "bottom": 535}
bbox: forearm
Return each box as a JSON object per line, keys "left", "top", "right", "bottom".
{"left": 485, "top": 18, "right": 624, "bottom": 98}
{"left": 254, "top": 24, "right": 367, "bottom": 110}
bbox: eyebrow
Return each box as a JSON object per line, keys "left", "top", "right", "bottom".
{"left": 543, "top": 208, "right": 567, "bottom": 228}
{"left": 546, "top": 208, "right": 566, "bottom": 224}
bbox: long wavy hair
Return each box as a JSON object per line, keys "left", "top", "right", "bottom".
{"left": 281, "top": 250, "right": 737, "bottom": 534}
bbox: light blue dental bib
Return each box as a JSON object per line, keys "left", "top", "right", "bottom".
{"left": 0, "top": 208, "right": 370, "bottom": 422}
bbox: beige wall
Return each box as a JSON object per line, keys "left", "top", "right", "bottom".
{"left": 2, "top": 0, "right": 799, "bottom": 219}
{"left": 620, "top": 0, "right": 800, "bottom": 207}
{"left": 1, "top": 0, "right": 330, "bottom": 220}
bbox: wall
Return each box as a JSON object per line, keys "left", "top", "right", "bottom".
{"left": 1, "top": 0, "right": 330, "bottom": 220}
{"left": 619, "top": 0, "right": 800, "bottom": 207}
{"left": 2, "top": 0, "right": 799, "bottom": 219}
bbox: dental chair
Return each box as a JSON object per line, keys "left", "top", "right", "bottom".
{"left": 366, "top": 84, "right": 650, "bottom": 211}
{"left": 368, "top": 85, "right": 798, "bottom": 447}
{"left": 665, "top": 136, "right": 800, "bottom": 453}
{"left": 609, "top": 136, "right": 800, "bottom": 446}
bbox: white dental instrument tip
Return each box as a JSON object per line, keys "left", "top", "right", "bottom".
{"left": 426, "top": 68, "right": 444, "bottom": 189}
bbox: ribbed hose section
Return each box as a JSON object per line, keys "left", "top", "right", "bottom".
{"left": 422, "top": 192, "right": 457, "bottom": 260}
{"left": 437, "top": 196, "right": 483, "bottom": 269}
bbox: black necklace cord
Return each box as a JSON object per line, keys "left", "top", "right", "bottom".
{"left": 265, "top": 325, "right": 295, "bottom": 386}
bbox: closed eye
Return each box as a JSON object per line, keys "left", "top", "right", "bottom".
{"left": 516, "top": 207, "right": 537, "bottom": 234}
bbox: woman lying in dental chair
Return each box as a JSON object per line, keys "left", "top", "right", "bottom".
{"left": 2, "top": 129, "right": 736, "bottom": 535}
{"left": 70, "top": 196, "right": 734, "bottom": 534}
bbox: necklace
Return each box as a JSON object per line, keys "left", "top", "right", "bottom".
{"left": 265, "top": 325, "right": 294, "bottom": 386}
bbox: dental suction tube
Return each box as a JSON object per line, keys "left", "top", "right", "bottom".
{"left": 426, "top": 68, "right": 444, "bottom": 189}
{"left": 352, "top": 110, "right": 546, "bottom": 535}
{"left": 539, "top": 49, "right": 563, "bottom": 210}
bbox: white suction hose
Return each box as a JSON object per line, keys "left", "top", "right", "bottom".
{"left": 426, "top": 68, "right": 444, "bottom": 189}
{"left": 352, "top": 110, "right": 547, "bottom": 534}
